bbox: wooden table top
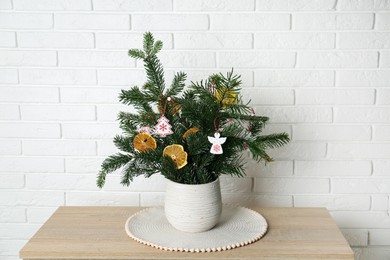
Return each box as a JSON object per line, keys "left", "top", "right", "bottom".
{"left": 20, "top": 206, "right": 354, "bottom": 260}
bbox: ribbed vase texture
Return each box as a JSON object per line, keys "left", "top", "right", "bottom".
{"left": 164, "top": 178, "right": 222, "bottom": 233}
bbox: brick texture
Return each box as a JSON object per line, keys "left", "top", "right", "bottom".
{"left": 0, "top": 0, "right": 389, "bottom": 258}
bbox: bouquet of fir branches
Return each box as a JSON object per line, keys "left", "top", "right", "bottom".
{"left": 97, "top": 32, "right": 289, "bottom": 187}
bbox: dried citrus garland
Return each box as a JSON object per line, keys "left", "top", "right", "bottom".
{"left": 133, "top": 133, "right": 157, "bottom": 152}
{"left": 163, "top": 144, "right": 188, "bottom": 169}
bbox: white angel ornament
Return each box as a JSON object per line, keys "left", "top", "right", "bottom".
{"left": 208, "top": 132, "right": 227, "bottom": 155}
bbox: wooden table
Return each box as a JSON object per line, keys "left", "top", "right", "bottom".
{"left": 20, "top": 207, "right": 354, "bottom": 260}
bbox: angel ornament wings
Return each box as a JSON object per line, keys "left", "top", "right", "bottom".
{"left": 208, "top": 132, "right": 227, "bottom": 155}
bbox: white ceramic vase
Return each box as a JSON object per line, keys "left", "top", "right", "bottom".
{"left": 164, "top": 178, "right": 222, "bottom": 233}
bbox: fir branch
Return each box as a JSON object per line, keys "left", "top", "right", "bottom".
{"left": 166, "top": 71, "right": 187, "bottom": 97}
{"left": 97, "top": 153, "right": 133, "bottom": 188}
{"left": 128, "top": 49, "right": 145, "bottom": 60}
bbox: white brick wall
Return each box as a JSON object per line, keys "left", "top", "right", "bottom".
{"left": 0, "top": 0, "right": 389, "bottom": 259}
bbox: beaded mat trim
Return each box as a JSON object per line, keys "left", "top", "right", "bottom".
{"left": 125, "top": 205, "right": 268, "bottom": 253}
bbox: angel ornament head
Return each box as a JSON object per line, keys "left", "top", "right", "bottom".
{"left": 208, "top": 132, "right": 227, "bottom": 155}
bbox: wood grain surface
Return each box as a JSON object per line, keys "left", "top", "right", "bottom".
{"left": 20, "top": 207, "right": 354, "bottom": 260}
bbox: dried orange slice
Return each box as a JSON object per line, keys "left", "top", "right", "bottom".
{"left": 133, "top": 132, "right": 157, "bottom": 152}
{"left": 182, "top": 127, "right": 199, "bottom": 139}
{"left": 163, "top": 144, "right": 188, "bottom": 169}
{"left": 215, "top": 87, "right": 237, "bottom": 107}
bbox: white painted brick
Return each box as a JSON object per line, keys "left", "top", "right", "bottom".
{"left": 20, "top": 69, "right": 97, "bottom": 85}
{"left": 293, "top": 125, "right": 371, "bottom": 141}
{"left": 335, "top": 107, "right": 390, "bottom": 123}
{"left": 0, "top": 69, "right": 18, "bottom": 84}
{"left": 376, "top": 13, "right": 390, "bottom": 29}
{"left": 370, "top": 229, "right": 390, "bottom": 245}
{"left": 26, "top": 174, "right": 98, "bottom": 190}
{"left": 0, "top": 157, "right": 64, "bottom": 173}
{"left": 62, "top": 123, "right": 120, "bottom": 139}
{"left": 103, "top": 174, "right": 166, "bottom": 192}
{"left": 333, "top": 178, "right": 390, "bottom": 193}
{"left": 339, "top": 32, "right": 390, "bottom": 49}
{"left": 241, "top": 88, "right": 294, "bottom": 105}
{"left": 0, "top": 140, "right": 21, "bottom": 155}
{"left": 0, "top": 123, "right": 60, "bottom": 138}
{"left": 255, "top": 32, "right": 335, "bottom": 49}
{"left": 0, "top": 207, "right": 26, "bottom": 223}
{"left": 61, "top": 88, "right": 119, "bottom": 104}
{"left": 211, "top": 14, "right": 290, "bottom": 31}
{"left": 373, "top": 160, "right": 390, "bottom": 176}
{"left": 158, "top": 51, "right": 216, "bottom": 68}
{"left": 133, "top": 14, "right": 208, "bottom": 31}
{"left": 257, "top": 0, "right": 336, "bottom": 10}
{"left": 23, "top": 140, "right": 96, "bottom": 156}
{"left": 0, "top": 0, "right": 12, "bottom": 9}
{"left": 140, "top": 192, "right": 164, "bottom": 206}
{"left": 330, "top": 143, "right": 390, "bottom": 159}
{"left": 255, "top": 106, "right": 332, "bottom": 123}
{"left": 0, "top": 175, "right": 24, "bottom": 189}
{"left": 268, "top": 141, "right": 327, "bottom": 160}
{"left": 176, "top": 0, "right": 255, "bottom": 11}
{"left": 0, "top": 240, "right": 26, "bottom": 258}
{"left": 294, "top": 14, "right": 374, "bottom": 30}
{"left": 93, "top": 0, "right": 172, "bottom": 11}
{"left": 97, "top": 140, "right": 117, "bottom": 155}
{"left": 219, "top": 52, "right": 295, "bottom": 68}
{"left": 261, "top": 124, "right": 292, "bottom": 137}
{"left": 0, "top": 191, "right": 64, "bottom": 206}
{"left": 98, "top": 69, "right": 146, "bottom": 86}
{"left": 337, "top": 0, "right": 390, "bottom": 10}
{"left": 21, "top": 105, "right": 95, "bottom": 121}
{"left": 55, "top": 14, "right": 130, "bottom": 30}
{"left": 0, "top": 223, "right": 40, "bottom": 239}
{"left": 298, "top": 51, "right": 378, "bottom": 68}
{"left": 219, "top": 176, "right": 252, "bottom": 193}
{"left": 0, "top": 32, "right": 15, "bottom": 47}
{"left": 0, "top": 13, "right": 52, "bottom": 29}
{"left": 340, "top": 229, "right": 368, "bottom": 246}
{"left": 96, "top": 33, "right": 172, "bottom": 50}
{"left": 380, "top": 51, "right": 390, "bottom": 68}
{"left": 0, "top": 87, "right": 59, "bottom": 103}
{"left": 222, "top": 193, "right": 293, "bottom": 207}
{"left": 353, "top": 247, "right": 390, "bottom": 260}
{"left": 372, "top": 195, "right": 389, "bottom": 211}
{"left": 175, "top": 33, "right": 252, "bottom": 50}
{"left": 254, "top": 177, "right": 330, "bottom": 194}
{"left": 295, "top": 161, "right": 372, "bottom": 176}
{"left": 0, "top": 50, "right": 57, "bottom": 67}
{"left": 96, "top": 104, "right": 136, "bottom": 121}
{"left": 294, "top": 195, "right": 371, "bottom": 210}
{"left": 65, "top": 157, "right": 102, "bottom": 173}
{"left": 374, "top": 125, "right": 390, "bottom": 141}
{"left": 0, "top": 104, "right": 19, "bottom": 120}
{"left": 66, "top": 191, "right": 139, "bottom": 206}
{"left": 58, "top": 51, "right": 134, "bottom": 68}
{"left": 245, "top": 160, "right": 294, "bottom": 177}
{"left": 14, "top": 0, "right": 91, "bottom": 10}
{"left": 27, "top": 207, "right": 56, "bottom": 223}
{"left": 19, "top": 32, "right": 94, "bottom": 49}
{"left": 296, "top": 88, "right": 375, "bottom": 105}
{"left": 331, "top": 211, "right": 390, "bottom": 229}
{"left": 255, "top": 70, "right": 334, "bottom": 87}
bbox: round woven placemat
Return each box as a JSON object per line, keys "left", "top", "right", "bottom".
{"left": 125, "top": 205, "right": 268, "bottom": 253}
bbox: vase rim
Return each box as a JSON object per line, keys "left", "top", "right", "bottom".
{"left": 165, "top": 177, "right": 219, "bottom": 187}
